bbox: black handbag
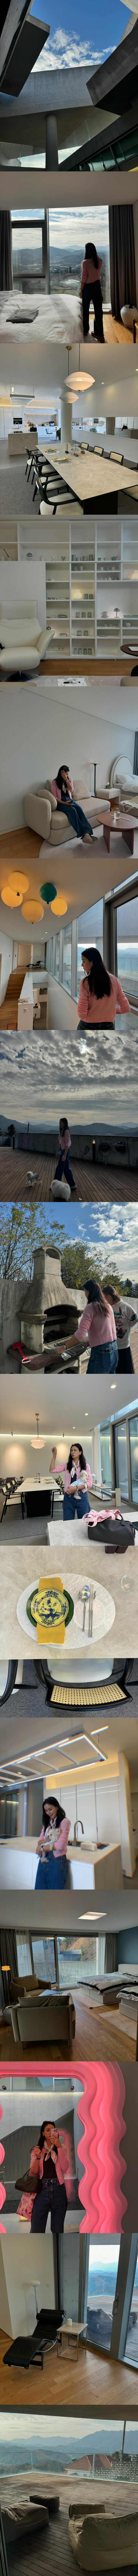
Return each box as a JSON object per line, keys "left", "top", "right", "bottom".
{"left": 88, "top": 1516, "right": 135, "bottom": 1551}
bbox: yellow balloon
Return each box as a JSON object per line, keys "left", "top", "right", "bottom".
{"left": 1, "top": 880, "right": 25, "bottom": 907}
{"left": 51, "top": 892, "right": 67, "bottom": 916}
{"left": 22, "top": 897, "right": 44, "bottom": 921}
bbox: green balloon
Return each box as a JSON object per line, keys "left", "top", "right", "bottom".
{"left": 40, "top": 880, "right": 57, "bottom": 903}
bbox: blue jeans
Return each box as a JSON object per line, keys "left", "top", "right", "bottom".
{"left": 35, "top": 1854, "right": 68, "bottom": 1888}
{"left": 86, "top": 1341, "right": 118, "bottom": 1374}
{"left": 60, "top": 796, "right": 93, "bottom": 840}
{"left": 55, "top": 1149, "right": 76, "bottom": 1193}
{"left": 63, "top": 1491, "right": 90, "bottom": 1518}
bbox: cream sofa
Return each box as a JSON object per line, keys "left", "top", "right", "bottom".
{"left": 68, "top": 2506, "right": 138, "bottom": 2569}
{"left": 24, "top": 776, "right": 93, "bottom": 845}
{"left": 0, "top": 607, "right": 47, "bottom": 673}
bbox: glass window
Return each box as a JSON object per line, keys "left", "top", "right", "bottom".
{"left": 117, "top": 896, "right": 138, "bottom": 1004}
{"left": 55, "top": 932, "right": 60, "bottom": 980}
{"left": 129, "top": 1413, "right": 138, "bottom": 1504}
{"left": 124, "top": 2251, "right": 138, "bottom": 2368}
{"left": 32, "top": 1935, "right": 56, "bottom": 1985}
{"left": 57, "top": 1934, "right": 97, "bottom": 1987}
{"left": 87, "top": 2241, "right": 120, "bottom": 2350}
{"left": 116, "top": 1423, "right": 129, "bottom": 1501}
{"left": 16, "top": 1935, "right": 32, "bottom": 1976}
{"left": 49, "top": 212, "right": 110, "bottom": 306}
{"left": 50, "top": 938, "right": 53, "bottom": 975}
{"left": 100, "top": 1423, "right": 113, "bottom": 1493}
{"left": 62, "top": 922, "right": 72, "bottom": 992}
{"left": 12, "top": 219, "right": 43, "bottom": 290}
{"left": 77, "top": 903, "right": 103, "bottom": 1000}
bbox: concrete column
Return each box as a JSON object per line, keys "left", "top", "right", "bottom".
{"left": 45, "top": 116, "right": 58, "bottom": 168}
{"left": 60, "top": 395, "right": 72, "bottom": 446}
{"left": 106, "top": 417, "right": 116, "bottom": 434}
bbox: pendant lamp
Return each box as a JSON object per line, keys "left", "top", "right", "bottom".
{"left": 31, "top": 1413, "right": 46, "bottom": 1449}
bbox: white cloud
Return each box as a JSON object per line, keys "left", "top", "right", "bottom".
{"left": 33, "top": 31, "right": 105, "bottom": 67}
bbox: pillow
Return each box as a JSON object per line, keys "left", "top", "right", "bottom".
{"left": 45, "top": 778, "right": 57, "bottom": 807}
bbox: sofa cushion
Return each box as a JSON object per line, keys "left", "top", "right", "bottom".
{"left": 68, "top": 2507, "right": 138, "bottom": 2569}
{"left": 0, "top": 613, "right": 41, "bottom": 645}
{"left": 0, "top": 646, "right": 41, "bottom": 669}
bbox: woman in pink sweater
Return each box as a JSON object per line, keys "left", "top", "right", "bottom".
{"left": 55, "top": 1115, "right": 76, "bottom": 1193}
{"left": 80, "top": 239, "right": 104, "bottom": 341}
{"left": 77, "top": 946, "right": 130, "bottom": 1027}
{"left": 35, "top": 1792, "right": 70, "bottom": 1887}
{"left": 75, "top": 1280, "right": 118, "bottom": 1374}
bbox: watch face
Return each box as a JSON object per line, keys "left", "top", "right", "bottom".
{"left": 26, "top": 1576, "right": 74, "bottom": 1645}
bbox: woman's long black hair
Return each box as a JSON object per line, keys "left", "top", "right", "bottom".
{"left": 56, "top": 764, "right": 70, "bottom": 800}
{"left": 67, "top": 1442, "right": 87, "bottom": 1471}
{"left": 38, "top": 2120, "right": 60, "bottom": 2148}
{"left": 81, "top": 946, "right": 111, "bottom": 998}
{"left": 42, "top": 1793, "right": 66, "bottom": 1827}
{"left": 85, "top": 240, "right": 100, "bottom": 267}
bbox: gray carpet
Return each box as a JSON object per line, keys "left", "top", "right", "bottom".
{"left": 0, "top": 461, "right": 40, "bottom": 516}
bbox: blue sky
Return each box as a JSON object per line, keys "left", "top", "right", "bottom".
{"left": 31, "top": 0, "right": 129, "bottom": 68}
{"left": 1, "top": 1199, "right": 138, "bottom": 1281}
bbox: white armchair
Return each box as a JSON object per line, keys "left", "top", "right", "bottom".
{"left": 0, "top": 606, "right": 47, "bottom": 674}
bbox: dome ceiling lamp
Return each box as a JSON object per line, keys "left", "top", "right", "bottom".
{"left": 31, "top": 1414, "right": 46, "bottom": 1450}
{"left": 65, "top": 346, "right": 94, "bottom": 395}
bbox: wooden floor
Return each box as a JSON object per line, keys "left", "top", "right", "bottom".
{"left": 0, "top": 1148, "right": 138, "bottom": 1204}
{"left": 1, "top": 2331, "right": 138, "bottom": 2414}
{"left": 0, "top": 1996, "right": 136, "bottom": 2064}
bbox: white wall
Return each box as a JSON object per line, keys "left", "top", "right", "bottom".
{"left": 0, "top": 2233, "right": 55, "bottom": 2336}
{"left": 0, "top": 937, "right": 13, "bottom": 1005}
{"left": 0, "top": 678, "right": 136, "bottom": 835}
{"left": 0, "top": 1434, "right": 92, "bottom": 1482}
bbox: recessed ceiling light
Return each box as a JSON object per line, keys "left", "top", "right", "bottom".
{"left": 79, "top": 1912, "right": 106, "bottom": 1921}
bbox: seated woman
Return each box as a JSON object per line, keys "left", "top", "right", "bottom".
{"left": 52, "top": 764, "right": 93, "bottom": 842}
{"left": 35, "top": 1792, "right": 70, "bottom": 1887}
{"left": 55, "top": 1116, "right": 76, "bottom": 1194}
{"left": 77, "top": 946, "right": 130, "bottom": 1027}
{"left": 49, "top": 1439, "right": 92, "bottom": 1515}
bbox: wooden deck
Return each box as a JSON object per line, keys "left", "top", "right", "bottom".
{"left": 0, "top": 1149, "right": 138, "bottom": 1204}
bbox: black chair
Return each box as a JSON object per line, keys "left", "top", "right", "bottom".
{"left": 3, "top": 2307, "right": 65, "bottom": 2372}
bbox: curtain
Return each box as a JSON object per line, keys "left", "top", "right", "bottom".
{"left": 0, "top": 1927, "right": 18, "bottom": 2002}
{"left": 104, "top": 1932, "right": 117, "bottom": 1974}
{"left": 134, "top": 733, "right": 138, "bottom": 774}
{"left": 91, "top": 1426, "right": 102, "bottom": 1489}
{"left": 109, "top": 203, "right": 136, "bottom": 321}
{"left": 0, "top": 211, "right": 13, "bottom": 293}
{"left": 98, "top": 1935, "right": 105, "bottom": 1974}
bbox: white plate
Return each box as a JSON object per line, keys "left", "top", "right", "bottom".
{"left": 16, "top": 1577, "right": 115, "bottom": 1650}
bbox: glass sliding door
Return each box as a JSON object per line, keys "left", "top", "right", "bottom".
{"left": 57, "top": 1934, "right": 97, "bottom": 1987}
{"left": 116, "top": 892, "right": 138, "bottom": 1007}
{"left": 129, "top": 1413, "right": 138, "bottom": 1504}
{"left": 124, "top": 2249, "right": 138, "bottom": 2368}
{"left": 87, "top": 2241, "right": 120, "bottom": 2351}
{"left": 116, "top": 1422, "right": 129, "bottom": 1500}
{"left": 77, "top": 902, "right": 103, "bottom": 1000}
{"left": 100, "top": 1422, "right": 113, "bottom": 1494}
